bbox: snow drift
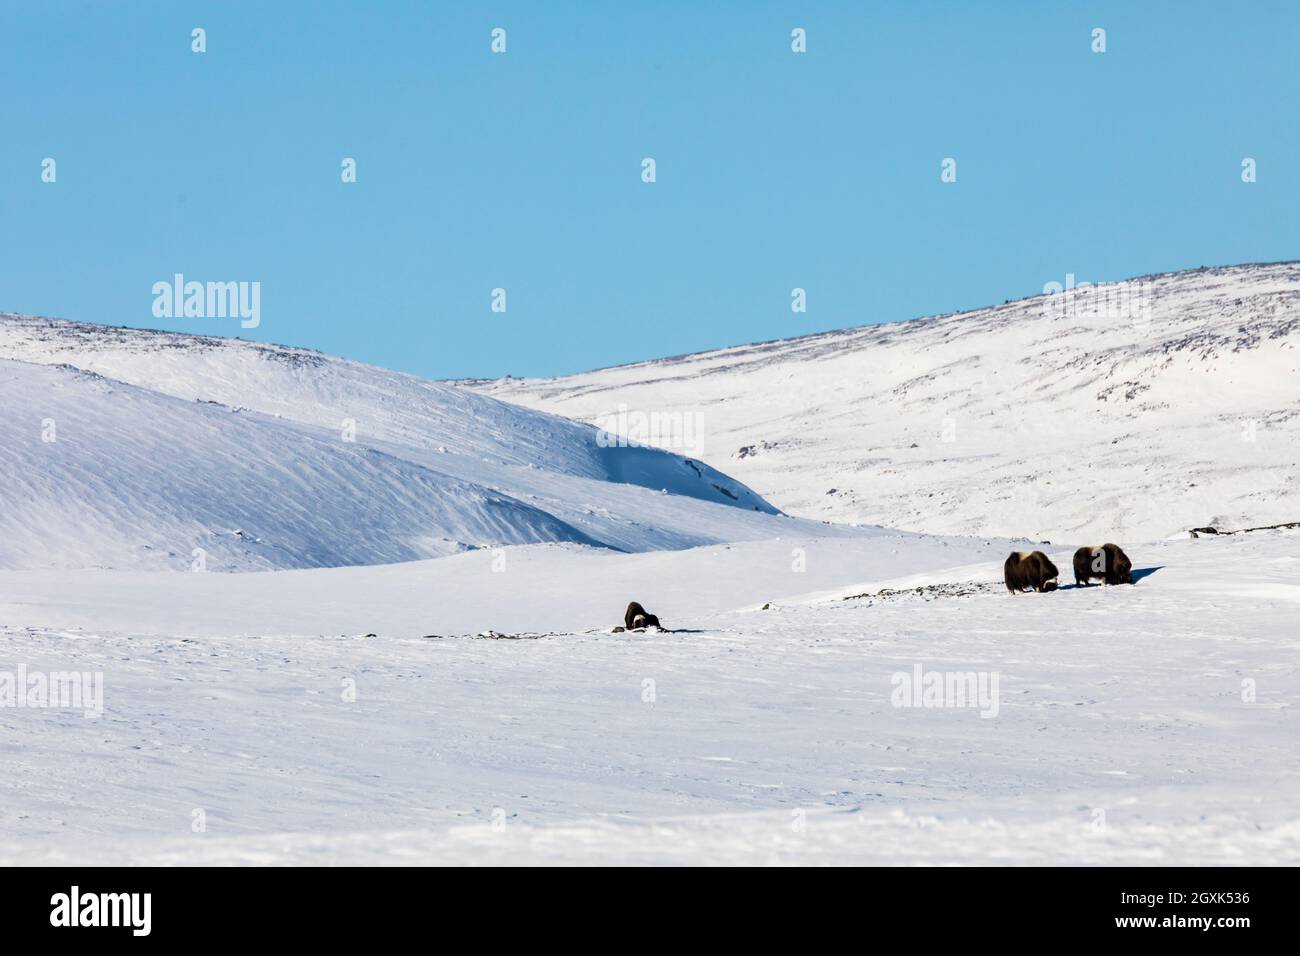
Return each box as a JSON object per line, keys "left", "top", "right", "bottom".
{"left": 0, "top": 315, "right": 781, "bottom": 571}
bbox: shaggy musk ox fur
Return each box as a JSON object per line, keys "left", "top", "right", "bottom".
{"left": 1004, "top": 551, "right": 1059, "bottom": 594}
{"left": 1073, "top": 543, "right": 1133, "bottom": 586}
{"left": 624, "top": 601, "right": 661, "bottom": 630}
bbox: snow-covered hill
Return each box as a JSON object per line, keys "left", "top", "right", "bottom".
{"left": 478, "top": 262, "right": 1300, "bottom": 543}
{"left": 4, "top": 266, "right": 1297, "bottom": 866}
{"left": 0, "top": 315, "right": 788, "bottom": 571}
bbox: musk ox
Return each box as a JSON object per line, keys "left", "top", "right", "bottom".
{"left": 624, "top": 601, "right": 662, "bottom": 630}
{"left": 1073, "top": 543, "right": 1133, "bottom": 586}
{"left": 1004, "top": 551, "right": 1059, "bottom": 594}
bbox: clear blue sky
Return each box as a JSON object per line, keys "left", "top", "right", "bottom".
{"left": 2, "top": 1, "right": 1296, "bottom": 379}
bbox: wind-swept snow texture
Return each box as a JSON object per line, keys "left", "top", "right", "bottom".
{"left": 2, "top": 530, "right": 1297, "bottom": 865}
{"left": 479, "top": 262, "right": 1300, "bottom": 543}
{"left": 0, "top": 316, "right": 782, "bottom": 571}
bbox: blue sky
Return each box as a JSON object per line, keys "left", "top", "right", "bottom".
{"left": 2, "top": 1, "right": 1296, "bottom": 379}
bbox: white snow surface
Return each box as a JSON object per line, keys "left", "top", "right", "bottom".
{"left": 0, "top": 315, "right": 784, "bottom": 570}
{"left": 2, "top": 531, "right": 1297, "bottom": 865}
{"left": 2, "top": 268, "right": 1297, "bottom": 865}
{"left": 477, "top": 262, "right": 1300, "bottom": 544}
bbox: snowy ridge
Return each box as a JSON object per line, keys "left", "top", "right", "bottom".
{"left": 0, "top": 315, "right": 789, "bottom": 571}
{"left": 478, "top": 262, "right": 1300, "bottom": 543}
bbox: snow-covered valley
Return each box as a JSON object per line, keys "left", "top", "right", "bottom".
{"left": 1, "top": 267, "right": 1297, "bottom": 865}
{"left": 4, "top": 531, "right": 1297, "bottom": 865}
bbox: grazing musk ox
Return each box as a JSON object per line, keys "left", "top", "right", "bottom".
{"left": 624, "top": 601, "right": 662, "bottom": 630}
{"left": 1004, "top": 551, "right": 1059, "bottom": 594}
{"left": 1073, "top": 543, "right": 1133, "bottom": 586}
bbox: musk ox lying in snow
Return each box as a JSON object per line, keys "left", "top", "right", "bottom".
{"left": 1004, "top": 551, "right": 1059, "bottom": 594}
{"left": 1073, "top": 543, "right": 1133, "bottom": 586}
{"left": 624, "top": 601, "right": 662, "bottom": 630}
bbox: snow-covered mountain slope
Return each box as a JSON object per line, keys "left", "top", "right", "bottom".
{"left": 4, "top": 529, "right": 1297, "bottom": 865}
{"left": 0, "top": 316, "right": 788, "bottom": 571}
{"left": 0, "top": 360, "right": 608, "bottom": 570}
{"left": 477, "top": 262, "right": 1300, "bottom": 543}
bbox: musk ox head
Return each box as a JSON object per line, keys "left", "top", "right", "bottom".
{"left": 1040, "top": 555, "right": 1060, "bottom": 591}
{"left": 1108, "top": 544, "right": 1133, "bottom": 584}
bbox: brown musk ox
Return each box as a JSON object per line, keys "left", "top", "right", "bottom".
{"left": 1073, "top": 543, "right": 1133, "bottom": 586}
{"left": 1004, "top": 551, "right": 1059, "bottom": 594}
{"left": 624, "top": 601, "right": 662, "bottom": 630}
